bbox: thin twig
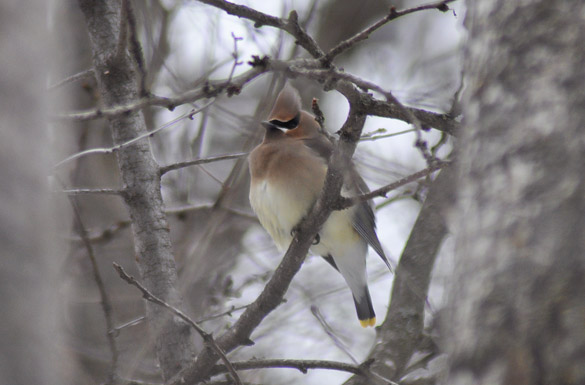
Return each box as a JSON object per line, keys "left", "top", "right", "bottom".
{"left": 62, "top": 180, "right": 119, "bottom": 382}
{"left": 160, "top": 152, "right": 249, "bottom": 175}
{"left": 360, "top": 128, "right": 415, "bottom": 142}
{"left": 198, "top": 0, "right": 324, "bottom": 58}
{"left": 227, "top": 33, "right": 244, "bottom": 84}
{"left": 310, "top": 306, "right": 359, "bottom": 364}
{"left": 119, "top": 379, "right": 163, "bottom": 385}
{"left": 48, "top": 69, "right": 95, "bottom": 91}
{"left": 321, "top": 0, "right": 456, "bottom": 64}
{"left": 53, "top": 58, "right": 459, "bottom": 135}
{"left": 109, "top": 316, "right": 145, "bottom": 337}
{"left": 113, "top": 263, "right": 242, "bottom": 385}
{"left": 375, "top": 192, "right": 413, "bottom": 210}
{"left": 54, "top": 100, "right": 214, "bottom": 168}
{"left": 54, "top": 64, "right": 265, "bottom": 121}
{"left": 335, "top": 162, "right": 449, "bottom": 210}
{"left": 67, "top": 204, "right": 256, "bottom": 244}
{"left": 210, "top": 358, "right": 365, "bottom": 376}
{"left": 62, "top": 188, "right": 124, "bottom": 196}
{"left": 67, "top": 220, "right": 131, "bottom": 243}
{"left": 310, "top": 98, "right": 336, "bottom": 143}
{"left": 196, "top": 305, "right": 249, "bottom": 323}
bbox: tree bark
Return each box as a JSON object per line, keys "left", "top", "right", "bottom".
{"left": 445, "top": 1, "right": 585, "bottom": 384}
{"left": 77, "top": 1, "right": 197, "bottom": 380}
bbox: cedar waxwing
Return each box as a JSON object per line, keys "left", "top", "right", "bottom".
{"left": 249, "top": 84, "right": 391, "bottom": 327}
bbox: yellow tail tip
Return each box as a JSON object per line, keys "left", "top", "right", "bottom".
{"left": 359, "top": 317, "right": 376, "bottom": 328}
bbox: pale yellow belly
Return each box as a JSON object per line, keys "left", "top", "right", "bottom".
{"left": 250, "top": 178, "right": 362, "bottom": 257}
{"left": 249, "top": 179, "right": 312, "bottom": 251}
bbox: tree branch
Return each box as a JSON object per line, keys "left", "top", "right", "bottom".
{"left": 48, "top": 68, "right": 95, "bottom": 91}
{"left": 67, "top": 204, "right": 256, "bottom": 244}
{"left": 197, "top": 0, "right": 324, "bottom": 58}
{"left": 64, "top": 181, "right": 119, "bottom": 382}
{"left": 322, "top": 0, "right": 456, "bottom": 64}
{"left": 210, "top": 358, "right": 365, "bottom": 376}
{"left": 280, "top": 64, "right": 460, "bottom": 135}
{"left": 54, "top": 64, "right": 266, "bottom": 121}
{"left": 54, "top": 100, "right": 213, "bottom": 168}
{"left": 335, "top": 161, "right": 449, "bottom": 210}
{"left": 113, "top": 263, "right": 243, "bottom": 385}
{"left": 55, "top": 56, "right": 459, "bottom": 135}
{"left": 160, "top": 152, "right": 249, "bottom": 175}
{"left": 359, "top": 128, "right": 415, "bottom": 142}
{"left": 62, "top": 188, "right": 124, "bottom": 196}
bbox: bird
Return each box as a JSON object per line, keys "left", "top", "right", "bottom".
{"left": 248, "top": 84, "right": 391, "bottom": 327}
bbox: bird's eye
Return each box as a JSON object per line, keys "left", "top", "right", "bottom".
{"left": 270, "top": 113, "right": 300, "bottom": 129}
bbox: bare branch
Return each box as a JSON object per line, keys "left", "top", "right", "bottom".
{"left": 54, "top": 100, "right": 214, "bottom": 168}
{"left": 360, "top": 128, "right": 415, "bottom": 142}
{"left": 54, "top": 64, "right": 265, "bottom": 121}
{"left": 278, "top": 64, "right": 460, "bottom": 135}
{"left": 109, "top": 316, "right": 145, "bottom": 337}
{"left": 198, "top": 0, "right": 324, "bottom": 58}
{"left": 48, "top": 68, "right": 95, "bottom": 91}
{"left": 67, "top": 220, "right": 131, "bottom": 243}
{"left": 160, "top": 152, "right": 249, "bottom": 175}
{"left": 54, "top": 57, "right": 459, "bottom": 135}
{"left": 62, "top": 188, "right": 124, "bottom": 196}
{"left": 227, "top": 32, "right": 244, "bottom": 84}
{"left": 166, "top": 203, "right": 257, "bottom": 221}
{"left": 210, "top": 358, "right": 365, "bottom": 376}
{"left": 113, "top": 263, "right": 243, "bottom": 385}
{"left": 196, "top": 305, "right": 249, "bottom": 323}
{"left": 63, "top": 181, "right": 119, "bottom": 382}
{"left": 312, "top": 68, "right": 439, "bottom": 162}
{"left": 322, "top": 0, "right": 457, "bottom": 64}
{"left": 335, "top": 161, "right": 449, "bottom": 210}
{"left": 67, "top": 204, "right": 256, "bottom": 244}
{"left": 119, "top": 379, "right": 162, "bottom": 385}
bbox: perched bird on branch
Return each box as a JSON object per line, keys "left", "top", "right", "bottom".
{"left": 248, "top": 84, "right": 391, "bottom": 327}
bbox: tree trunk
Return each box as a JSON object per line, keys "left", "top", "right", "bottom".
{"left": 77, "top": 1, "right": 197, "bottom": 380}
{"left": 445, "top": 1, "right": 585, "bottom": 384}
{"left": 0, "top": 1, "right": 65, "bottom": 384}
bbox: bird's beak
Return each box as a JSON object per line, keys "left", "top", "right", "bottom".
{"left": 261, "top": 121, "right": 278, "bottom": 130}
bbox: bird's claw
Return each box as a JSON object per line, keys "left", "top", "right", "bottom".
{"left": 312, "top": 233, "right": 320, "bottom": 245}
{"left": 290, "top": 226, "right": 320, "bottom": 245}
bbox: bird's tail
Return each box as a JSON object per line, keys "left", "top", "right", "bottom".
{"left": 353, "top": 288, "right": 376, "bottom": 328}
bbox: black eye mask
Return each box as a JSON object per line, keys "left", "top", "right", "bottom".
{"left": 269, "top": 113, "right": 300, "bottom": 130}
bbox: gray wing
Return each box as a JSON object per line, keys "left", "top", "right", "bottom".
{"left": 302, "top": 134, "right": 392, "bottom": 272}
{"left": 349, "top": 169, "right": 393, "bottom": 272}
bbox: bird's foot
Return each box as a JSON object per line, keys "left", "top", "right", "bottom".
{"left": 312, "top": 233, "right": 320, "bottom": 245}
{"left": 290, "top": 226, "right": 320, "bottom": 245}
